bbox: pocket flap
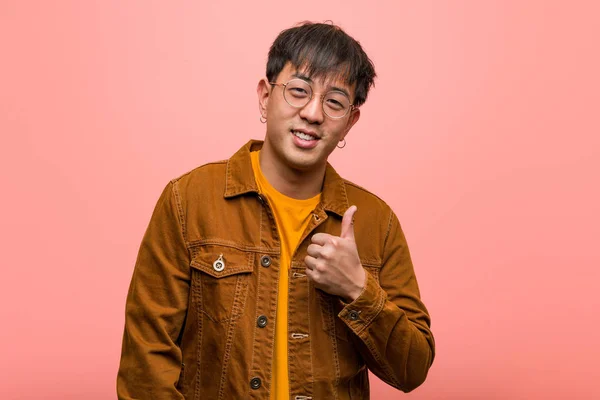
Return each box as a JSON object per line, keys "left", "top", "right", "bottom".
{"left": 190, "top": 244, "right": 254, "bottom": 278}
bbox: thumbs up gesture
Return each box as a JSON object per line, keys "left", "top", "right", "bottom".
{"left": 305, "top": 205, "right": 366, "bottom": 302}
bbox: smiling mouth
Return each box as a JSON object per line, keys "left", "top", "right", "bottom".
{"left": 291, "top": 130, "right": 319, "bottom": 141}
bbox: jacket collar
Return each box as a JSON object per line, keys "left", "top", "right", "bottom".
{"left": 224, "top": 139, "right": 349, "bottom": 217}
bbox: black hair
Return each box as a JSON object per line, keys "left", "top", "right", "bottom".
{"left": 266, "top": 21, "right": 376, "bottom": 107}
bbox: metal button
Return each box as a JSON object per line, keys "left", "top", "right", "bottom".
{"left": 257, "top": 195, "right": 265, "bottom": 204}
{"left": 257, "top": 315, "right": 268, "bottom": 328}
{"left": 313, "top": 213, "right": 320, "bottom": 221}
{"left": 213, "top": 254, "right": 225, "bottom": 272}
{"left": 250, "top": 377, "right": 262, "bottom": 390}
{"left": 260, "top": 255, "right": 272, "bottom": 267}
{"left": 348, "top": 310, "right": 360, "bottom": 321}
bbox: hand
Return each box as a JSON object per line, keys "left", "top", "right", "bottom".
{"left": 305, "top": 205, "right": 366, "bottom": 302}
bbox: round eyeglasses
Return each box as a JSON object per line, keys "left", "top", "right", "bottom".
{"left": 269, "top": 78, "right": 355, "bottom": 119}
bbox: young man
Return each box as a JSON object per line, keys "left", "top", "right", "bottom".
{"left": 117, "top": 22, "right": 435, "bottom": 399}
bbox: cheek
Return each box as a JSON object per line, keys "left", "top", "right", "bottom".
{"left": 274, "top": 103, "right": 297, "bottom": 119}
{"left": 326, "top": 124, "right": 348, "bottom": 141}
{"left": 267, "top": 105, "right": 297, "bottom": 129}
{"left": 267, "top": 93, "right": 290, "bottom": 115}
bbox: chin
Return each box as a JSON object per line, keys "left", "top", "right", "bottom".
{"left": 287, "top": 152, "right": 327, "bottom": 173}
{"left": 267, "top": 132, "right": 328, "bottom": 172}
{"left": 282, "top": 154, "right": 312, "bottom": 171}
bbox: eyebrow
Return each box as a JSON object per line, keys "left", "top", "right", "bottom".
{"left": 291, "top": 72, "right": 352, "bottom": 100}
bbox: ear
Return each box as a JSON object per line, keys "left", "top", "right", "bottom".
{"left": 257, "top": 78, "right": 271, "bottom": 117}
{"left": 341, "top": 107, "right": 361, "bottom": 140}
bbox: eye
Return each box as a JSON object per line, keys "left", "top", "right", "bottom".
{"left": 288, "top": 87, "right": 309, "bottom": 97}
{"left": 324, "top": 91, "right": 350, "bottom": 111}
{"left": 325, "top": 98, "right": 344, "bottom": 110}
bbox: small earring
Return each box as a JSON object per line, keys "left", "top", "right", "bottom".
{"left": 337, "top": 139, "right": 346, "bottom": 149}
{"left": 259, "top": 114, "right": 267, "bottom": 123}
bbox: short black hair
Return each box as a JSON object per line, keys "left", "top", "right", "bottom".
{"left": 266, "top": 21, "right": 376, "bottom": 107}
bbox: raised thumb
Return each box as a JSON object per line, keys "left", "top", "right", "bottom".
{"left": 340, "top": 205, "right": 357, "bottom": 240}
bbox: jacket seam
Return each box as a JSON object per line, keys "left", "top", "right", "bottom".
{"left": 195, "top": 272, "right": 204, "bottom": 398}
{"left": 340, "top": 178, "right": 349, "bottom": 210}
{"left": 330, "top": 300, "right": 340, "bottom": 400}
{"left": 187, "top": 239, "right": 278, "bottom": 254}
{"left": 307, "top": 279, "right": 315, "bottom": 398}
{"left": 287, "top": 261, "right": 291, "bottom": 397}
{"left": 382, "top": 208, "right": 394, "bottom": 257}
{"left": 217, "top": 272, "right": 249, "bottom": 400}
{"left": 169, "top": 180, "right": 192, "bottom": 281}
{"left": 225, "top": 157, "right": 231, "bottom": 196}
{"left": 261, "top": 201, "right": 281, "bottom": 397}
{"left": 248, "top": 254, "right": 261, "bottom": 396}
{"left": 266, "top": 250, "right": 279, "bottom": 396}
{"left": 259, "top": 195, "right": 263, "bottom": 246}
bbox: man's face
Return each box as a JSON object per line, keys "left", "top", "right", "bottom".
{"left": 257, "top": 62, "right": 360, "bottom": 173}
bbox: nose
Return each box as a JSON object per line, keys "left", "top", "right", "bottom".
{"left": 298, "top": 95, "right": 325, "bottom": 125}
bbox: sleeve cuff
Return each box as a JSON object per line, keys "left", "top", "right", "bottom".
{"left": 337, "top": 269, "right": 386, "bottom": 334}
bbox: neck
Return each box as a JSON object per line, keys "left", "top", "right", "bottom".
{"left": 258, "top": 147, "right": 324, "bottom": 200}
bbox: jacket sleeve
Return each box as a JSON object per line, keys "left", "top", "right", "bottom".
{"left": 338, "top": 209, "right": 435, "bottom": 392}
{"left": 117, "top": 180, "right": 190, "bottom": 399}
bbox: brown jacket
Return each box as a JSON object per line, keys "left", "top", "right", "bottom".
{"left": 117, "top": 139, "right": 435, "bottom": 399}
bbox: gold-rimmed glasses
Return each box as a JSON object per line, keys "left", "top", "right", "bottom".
{"left": 269, "top": 78, "right": 355, "bottom": 119}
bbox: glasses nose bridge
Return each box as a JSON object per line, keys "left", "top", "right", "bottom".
{"left": 302, "top": 87, "right": 327, "bottom": 116}
{"left": 311, "top": 90, "right": 327, "bottom": 103}
{"left": 295, "top": 88, "right": 324, "bottom": 122}
{"left": 303, "top": 88, "right": 328, "bottom": 111}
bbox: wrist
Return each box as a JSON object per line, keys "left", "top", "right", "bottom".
{"left": 345, "top": 268, "right": 366, "bottom": 302}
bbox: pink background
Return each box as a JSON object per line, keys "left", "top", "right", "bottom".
{"left": 1, "top": 1, "right": 599, "bottom": 399}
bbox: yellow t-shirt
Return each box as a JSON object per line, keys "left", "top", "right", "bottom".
{"left": 250, "top": 150, "right": 321, "bottom": 400}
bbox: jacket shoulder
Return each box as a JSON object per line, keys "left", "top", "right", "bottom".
{"left": 342, "top": 179, "right": 401, "bottom": 265}
{"left": 165, "top": 160, "right": 229, "bottom": 206}
{"left": 170, "top": 160, "right": 227, "bottom": 184}
{"left": 343, "top": 179, "right": 393, "bottom": 216}
{"left": 165, "top": 160, "right": 225, "bottom": 191}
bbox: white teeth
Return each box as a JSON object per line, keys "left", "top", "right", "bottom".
{"left": 292, "top": 131, "right": 316, "bottom": 141}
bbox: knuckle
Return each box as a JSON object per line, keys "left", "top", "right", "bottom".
{"left": 323, "top": 246, "right": 335, "bottom": 259}
{"left": 316, "top": 260, "right": 327, "bottom": 272}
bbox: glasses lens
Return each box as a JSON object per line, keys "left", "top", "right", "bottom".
{"left": 284, "top": 79, "right": 312, "bottom": 107}
{"left": 323, "top": 91, "right": 351, "bottom": 118}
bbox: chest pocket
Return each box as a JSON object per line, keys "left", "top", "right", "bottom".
{"left": 190, "top": 244, "right": 255, "bottom": 323}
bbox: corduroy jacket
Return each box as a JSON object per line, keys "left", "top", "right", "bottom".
{"left": 117, "top": 139, "right": 435, "bottom": 399}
